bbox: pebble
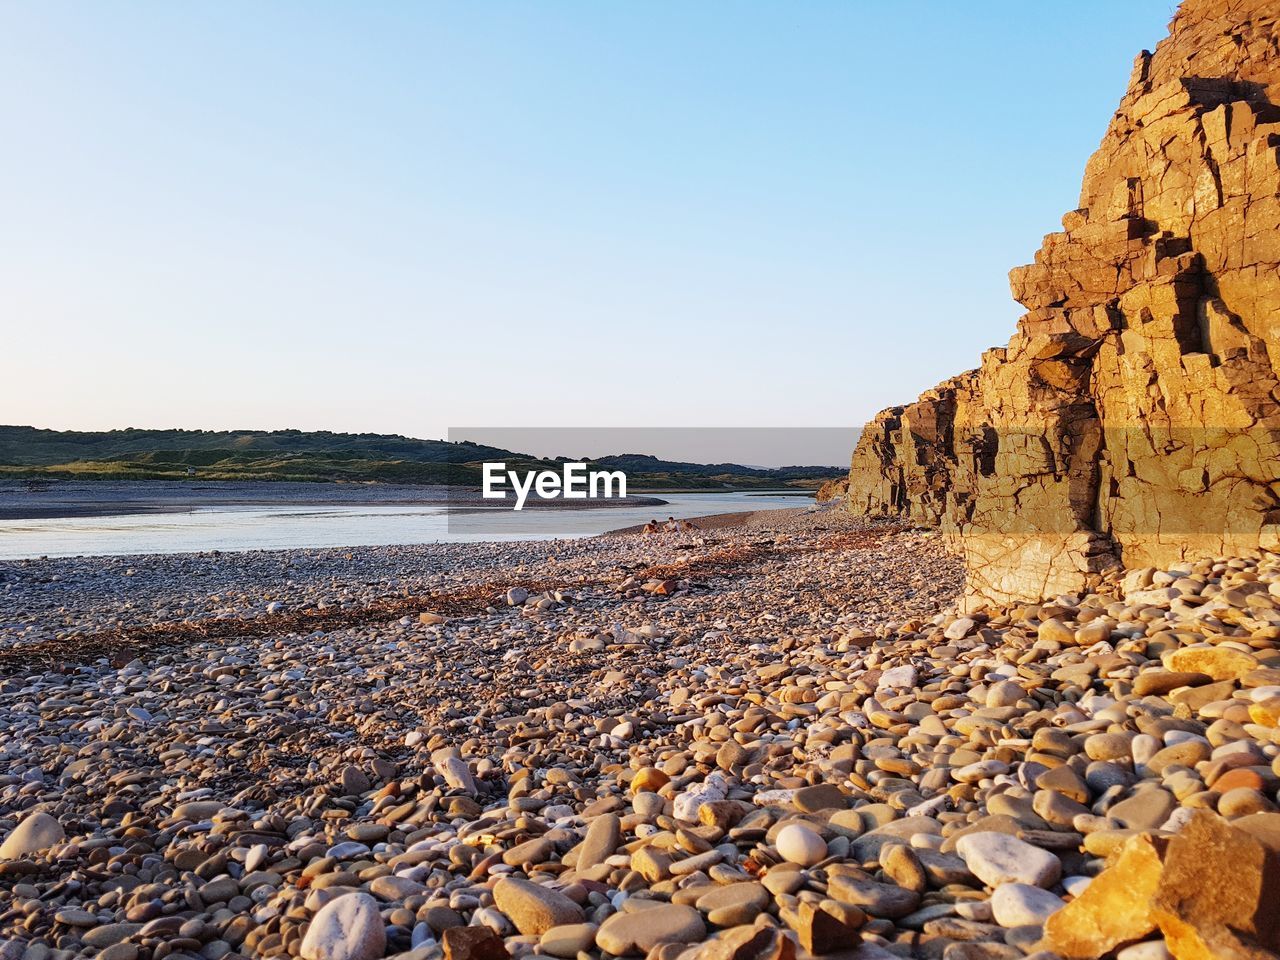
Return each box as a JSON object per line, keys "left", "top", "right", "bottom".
{"left": 0, "top": 812, "right": 64, "bottom": 858}
{"left": 956, "top": 833, "right": 1063, "bottom": 889}
{"left": 878, "top": 665, "right": 917, "bottom": 690}
{"left": 990, "top": 883, "right": 1065, "bottom": 927}
{"left": 775, "top": 823, "right": 827, "bottom": 866}
{"left": 577, "top": 813, "right": 622, "bottom": 869}
{"left": 3, "top": 508, "right": 1280, "bottom": 960}
{"left": 492, "top": 878, "right": 584, "bottom": 936}
{"left": 595, "top": 904, "right": 705, "bottom": 956}
{"left": 539, "top": 923, "right": 598, "bottom": 958}
{"left": 1115, "top": 942, "right": 1174, "bottom": 960}
{"left": 300, "top": 892, "right": 386, "bottom": 960}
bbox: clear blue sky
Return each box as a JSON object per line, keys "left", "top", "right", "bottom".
{"left": 2, "top": 1, "right": 1177, "bottom": 440}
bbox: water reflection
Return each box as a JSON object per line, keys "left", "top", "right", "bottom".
{"left": 0, "top": 492, "right": 816, "bottom": 559}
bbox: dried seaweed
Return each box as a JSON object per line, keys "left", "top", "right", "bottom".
{"left": 0, "top": 526, "right": 904, "bottom": 674}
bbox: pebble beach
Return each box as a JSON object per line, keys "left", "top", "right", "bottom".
{"left": 2, "top": 507, "right": 1279, "bottom": 960}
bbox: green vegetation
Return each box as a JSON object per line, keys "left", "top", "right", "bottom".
{"left": 0, "top": 426, "right": 841, "bottom": 491}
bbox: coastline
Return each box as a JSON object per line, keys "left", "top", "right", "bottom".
{"left": 606, "top": 505, "right": 814, "bottom": 535}
{"left": 0, "top": 506, "right": 917, "bottom": 658}
{"left": 4, "top": 500, "right": 1280, "bottom": 958}
{"left": 0, "top": 479, "right": 670, "bottom": 521}
{"left": 7, "top": 3, "right": 1280, "bottom": 957}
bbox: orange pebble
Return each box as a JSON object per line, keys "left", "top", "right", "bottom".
{"left": 631, "top": 767, "right": 670, "bottom": 793}
{"left": 1212, "top": 768, "right": 1266, "bottom": 793}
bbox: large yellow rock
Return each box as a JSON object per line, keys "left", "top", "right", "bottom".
{"left": 1045, "top": 812, "right": 1280, "bottom": 960}
{"left": 1152, "top": 811, "right": 1280, "bottom": 960}
{"left": 1042, "top": 833, "right": 1166, "bottom": 959}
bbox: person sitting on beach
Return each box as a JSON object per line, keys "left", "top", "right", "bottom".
{"left": 641, "top": 520, "right": 659, "bottom": 536}
{"left": 664, "top": 516, "right": 680, "bottom": 533}
{"left": 680, "top": 518, "right": 699, "bottom": 532}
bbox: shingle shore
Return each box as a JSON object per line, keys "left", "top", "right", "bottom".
{"left": 1, "top": 509, "right": 1278, "bottom": 960}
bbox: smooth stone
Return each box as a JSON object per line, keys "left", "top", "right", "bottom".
{"left": 1034, "top": 789, "right": 1090, "bottom": 827}
{"left": 955, "top": 760, "right": 1010, "bottom": 783}
{"left": 670, "top": 848, "right": 722, "bottom": 875}
{"left": 955, "top": 833, "right": 1062, "bottom": 889}
{"left": 1167, "top": 647, "right": 1257, "bottom": 682}
{"left": 694, "top": 882, "right": 769, "bottom": 926}
{"left": 327, "top": 841, "right": 371, "bottom": 860}
{"left": 439, "top": 756, "right": 477, "bottom": 794}
{"left": 776, "top": 823, "right": 827, "bottom": 866}
{"left": 1133, "top": 671, "right": 1211, "bottom": 696}
{"left": 0, "top": 813, "right": 64, "bottom": 858}
{"left": 171, "top": 801, "right": 225, "bottom": 821}
{"left": 300, "top": 892, "right": 387, "bottom": 960}
{"left": 577, "top": 814, "right": 622, "bottom": 870}
{"left": 1039, "top": 619, "right": 1077, "bottom": 645}
{"left": 987, "top": 681, "right": 1025, "bottom": 708}
{"left": 827, "top": 874, "right": 921, "bottom": 919}
{"left": 881, "top": 842, "right": 928, "bottom": 892}
{"left": 990, "top": 884, "right": 1065, "bottom": 927}
{"left": 1211, "top": 769, "right": 1266, "bottom": 793}
{"left": 633, "top": 792, "right": 665, "bottom": 819}
{"left": 369, "top": 875, "right": 429, "bottom": 901}
{"left": 878, "top": 665, "right": 917, "bottom": 690}
{"left": 340, "top": 765, "right": 371, "bottom": 796}
{"left": 849, "top": 816, "right": 943, "bottom": 858}
{"left": 1036, "top": 765, "right": 1090, "bottom": 804}
{"left": 595, "top": 904, "right": 706, "bottom": 956}
{"left": 1219, "top": 787, "right": 1276, "bottom": 818}
{"left": 1085, "top": 733, "right": 1134, "bottom": 762}
{"left": 81, "top": 925, "right": 144, "bottom": 949}
{"left": 539, "top": 923, "right": 597, "bottom": 958}
{"left": 716, "top": 741, "right": 751, "bottom": 770}
{"left": 492, "top": 878, "right": 584, "bottom": 936}
{"left": 793, "top": 784, "right": 847, "bottom": 812}
{"left": 632, "top": 768, "right": 670, "bottom": 794}
{"left": 1147, "top": 739, "right": 1211, "bottom": 774}
{"left": 53, "top": 908, "right": 97, "bottom": 927}
{"left": 1115, "top": 942, "right": 1174, "bottom": 960}
{"left": 1085, "top": 762, "right": 1135, "bottom": 794}
{"left": 1108, "top": 788, "right": 1177, "bottom": 831}
{"left": 503, "top": 838, "right": 554, "bottom": 866}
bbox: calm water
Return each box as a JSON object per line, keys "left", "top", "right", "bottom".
{"left": 0, "top": 491, "right": 817, "bottom": 559}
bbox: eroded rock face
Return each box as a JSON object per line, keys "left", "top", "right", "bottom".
{"left": 846, "top": 0, "right": 1280, "bottom": 605}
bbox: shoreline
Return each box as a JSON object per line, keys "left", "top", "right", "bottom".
{"left": 606, "top": 506, "right": 810, "bottom": 535}
{"left": 0, "top": 479, "right": 671, "bottom": 521}
{"left": 2, "top": 505, "right": 1278, "bottom": 958}
{"left": 0, "top": 479, "right": 815, "bottom": 522}
{"left": 0, "top": 506, "right": 891, "bottom": 650}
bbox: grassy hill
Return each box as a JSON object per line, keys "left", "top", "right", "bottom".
{"left": 0, "top": 426, "right": 841, "bottom": 491}
{"left": 0, "top": 426, "right": 512, "bottom": 465}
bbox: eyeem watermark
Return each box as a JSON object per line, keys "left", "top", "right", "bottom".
{"left": 482, "top": 462, "right": 627, "bottom": 510}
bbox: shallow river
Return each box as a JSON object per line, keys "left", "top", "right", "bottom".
{"left": 0, "top": 491, "right": 816, "bottom": 559}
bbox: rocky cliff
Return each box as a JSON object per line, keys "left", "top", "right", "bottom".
{"left": 847, "top": 0, "right": 1280, "bottom": 606}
